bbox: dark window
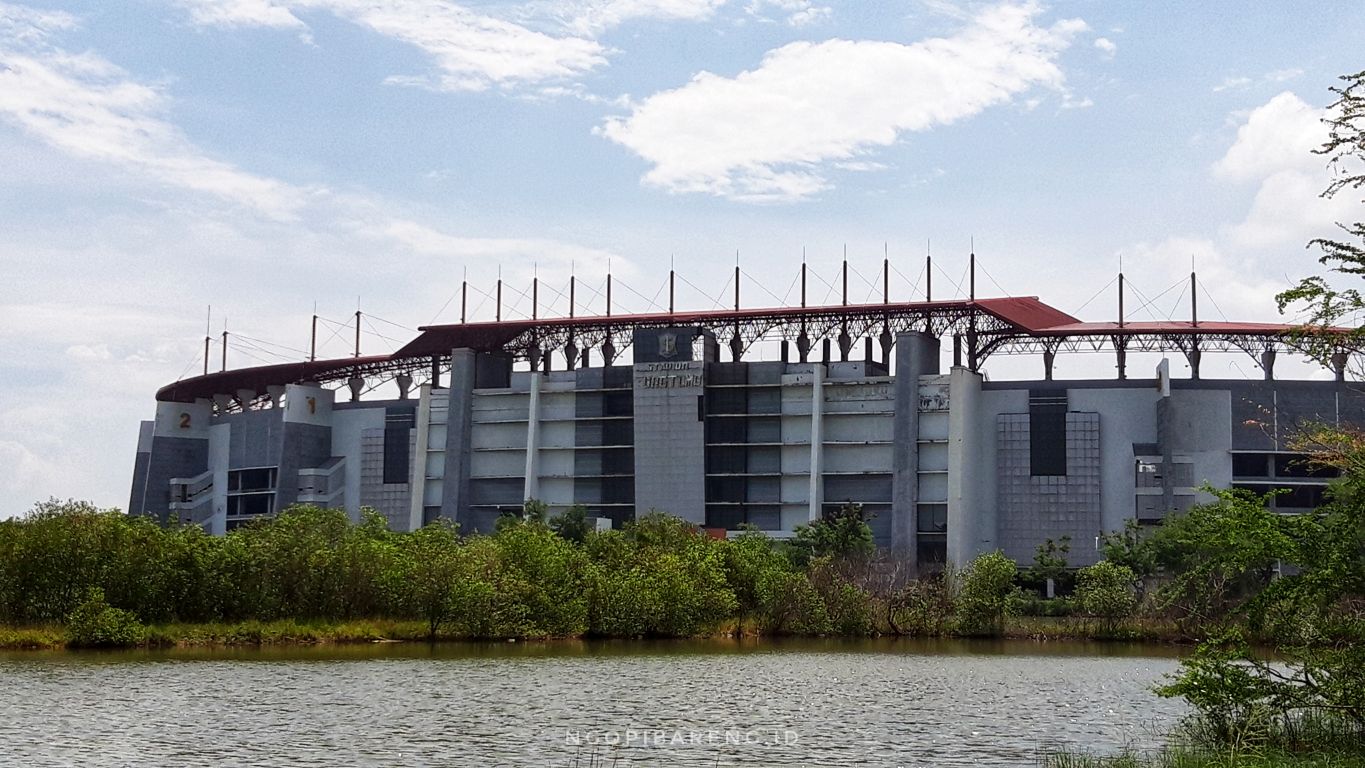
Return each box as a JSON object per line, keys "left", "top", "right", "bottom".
{"left": 229, "top": 467, "right": 277, "bottom": 492}
{"left": 917, "top": 503, "right": 947, "bottom": 533}
{"left": 1275, "top": 484, "right": 1327, "bottom": 510}
{"left": 383, "top": 410, "right": 415, "bottom": 484}
{"left": 917, "top": 538, "right": 947, "bottom": 570}
{"left": 422, "top": 506, "right": 442, "bottom": 526}
{"left": 1233, "top": 453, "right": 1271, "bottom": 478}
{"left": 1029, "top": 391, "right": 1067, "bottom": 476}
{"left": 1274, "top": 454, "right": 1337, "bottom": 479}
{"left": 227, "top": 493, "right": 273, "bottom": 517}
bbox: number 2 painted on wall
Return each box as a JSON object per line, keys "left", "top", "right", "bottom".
{"left": 179, "top": 412, "right": 192, "bottom": 429}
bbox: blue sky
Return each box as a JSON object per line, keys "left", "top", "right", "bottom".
{"left": 1, "top": 0, "right": 1362, "bottom": 516}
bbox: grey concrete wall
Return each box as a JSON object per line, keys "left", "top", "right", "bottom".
{"left": 127, "top": 421, "right": 154, "bottom": 515}
{"left": 995, "top": 412, "right": 1103, "bottom": 566}
{"left": 441, "top": 348, "right": 477, "bottom": 529}
{"left": 891, "top": 332, "right": 940, "bottom": 560}
{"left": 277, "top": 422, "right": 332, "bottom": 509}
{"left": 1167, "top": 388, "right": 1233, "bottom": 500}
{"left": 1069, "top": 387, "right": 1160, "bottom": 536}
{"left": 224, "top": 409, "right": 283, "bottom": 470}
{"left": 143, "top": 437, "right": 209, "bottom": 524}
{"left": 633, "top": 360, "right": 705, "bottom": 522}
{"left": 947, "top": 366, "right": 992, "bottom": 567}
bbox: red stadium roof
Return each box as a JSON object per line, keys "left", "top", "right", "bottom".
{"left": 155, "top": 295, "right": 1348, "bottom": 402}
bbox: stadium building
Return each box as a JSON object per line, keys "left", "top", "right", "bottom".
{"left": 127, "top": 262, "right": 1363, "bottom": 571}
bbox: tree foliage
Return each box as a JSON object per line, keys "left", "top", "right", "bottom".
{"left": 955, "top": 551, "right": 1017, "bottom": 637}
{"left": 1275, "top": 70, "right": 1365, "bottom": 364}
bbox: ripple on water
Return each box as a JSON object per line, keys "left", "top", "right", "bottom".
{"left": 0, "top": 639, "right": 1186, "bottom": 767}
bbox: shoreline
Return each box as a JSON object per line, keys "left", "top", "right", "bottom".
{"left": 0, "top": 616, "right": 1195, "bottom": 652}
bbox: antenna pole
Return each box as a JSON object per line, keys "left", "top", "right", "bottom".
{"left": 882, "top": 247, "right": 889, "bottom": 304}
{"left": 1191, "top": 270, "right": 1198, "bottom": 327}
{"left": 969, "top": 249, "right": 976, "bottom": 301}
{"left": 310, "top": 312, "right": 318, "bottom": 362}
{"left": 841, "top": 249, "right": 848, "bottom": 306}
{"left": 734, "top": 258, "right": 740, "bottom": 312}
{"left": 669, "top": 260, "right": 675, "bottom": 315}
{"left": 354, "top": 309, "right": 361, "bottom": 358}
{"left": 203, "top": 306, "right": 211, "bottom": 375}
{"left": 606, "top": 270, "right": 613, "bottom": 317}
{"left": 926, "top": 252, "right": 932, "bottom": 302}
{"left": 532, "top": 273, "right": 539, "bottom": 321}
{"left": 569, "top": 273, "right": 576, "bottom": 318}
{"left": 1118, "top": 272, "right": 1126, "bottom": 328}
{"left": 221, "top": 327, "right": 228, "bottom": 372}
{"left": 496, "top": 271, "right": 502, "bottom": 323}
{"left": 460, "top": 279, "right": 467, "bottom": 324}
{"left": 801, "top": 250, "right": 807, "bottom": 308}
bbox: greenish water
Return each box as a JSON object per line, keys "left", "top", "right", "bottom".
{"left": 0, "top": 638, "right": 1186, "bottom": 767}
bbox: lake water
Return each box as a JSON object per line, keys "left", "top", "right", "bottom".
{"left": 0, "top": 638, "right": 1186, "bottom": 767}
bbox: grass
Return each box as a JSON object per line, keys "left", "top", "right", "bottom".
{"left": 0, "top": 624, "right": 65, "bottom": 649}
{"left": 0, "top": 619, "right": 465, "bottom": 650}
{"left": 1045, "top": 747, "right": 1365, "bottom": 768}
{"left": 1047, "top": 714, "right": 1365, "bottom": 768}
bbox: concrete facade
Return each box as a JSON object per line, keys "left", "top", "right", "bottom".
{"left": 131, "top": 340, "right": 1365, "bottom": 572}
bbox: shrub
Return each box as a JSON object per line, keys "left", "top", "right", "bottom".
{"left": 1076, "top": 560, "right": 1138, "bottom": 634}
{"left": 955, "top": 551, "right": 1017, "bottom": 637}
{"left": 65, "top": 588, "right": 147, "bottom": 648}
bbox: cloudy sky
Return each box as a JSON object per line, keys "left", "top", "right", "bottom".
{"left": 1, "top": 0, "right": 1362, "bottom": 517}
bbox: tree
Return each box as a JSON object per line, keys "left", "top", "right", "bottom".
{"left": 395, "top": 521, "right": 466, "bottom": 639}
{"left": 955, "top": 551, "right": 1017, "bottom": 637}
{"left": 788, "top": 502, "right": 875, "bottom": 568}
{"left": 1028, "top": 535, "right": 1071, "bottom": 597}
{"left": 549, "top": 505, "right": 593, "bottom": 544}
{"left": 1276, "top": 70, "right": 1365, "bottom": 365}
{"left": 1075, "top": 560, "right": 1138, "bottom": 636}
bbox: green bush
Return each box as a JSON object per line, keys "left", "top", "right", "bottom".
{"left": 1076, "top": 560, "right": 1138, "bottom": 634}
{"left": 955, "top": 551, "right": 1017, "bottom": 637}
{"left": 65, "top": 588, "right": 147, "bottom": 648}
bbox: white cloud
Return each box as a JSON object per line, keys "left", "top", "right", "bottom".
{"left": 0, "top": 11, "right": 313, "bottom": 218}
{"left": 175, "top": 0, "right": 607, "bottom": 92}
{"left": 747, "top": 0, "right": 831, "bottom": 27}
{"left": 1092, "top": 36, "right": 1114, "bottom": 57}
{"left": 599, "top": 1, "right": 1087, "bottom": 201}
{"left": 0, "top": 2, "right": 76, "bottom": 40}
{"left": 175, "top": 0, "right": 305, "bottom": 31}
{"left": 1212, "top": 91, "right": 1357, "bottom": 250}
{"left": 544, "top": 0, "right": 727, "bottom": 35}
{"left": 1215, "top": 91, "right": 1324, "bottom": 180}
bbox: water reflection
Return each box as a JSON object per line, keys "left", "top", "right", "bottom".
{"left": 0, "top": 639, "right": 1186, "bottom": 767}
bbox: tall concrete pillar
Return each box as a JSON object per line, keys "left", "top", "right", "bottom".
{"left": 808, "top": 363, "right": 826, "bottom": 522}
{"left": 408, "top": 383, "right": 433, "bottom": 531}
{"left": 440, "top": 348, "right": 477, "bottom": 528}
{"left": 946, "top": 366, "right": 989, "bottom": 568}
{"left": 891, "top": 333, "right": 940, "bottom": 562}
{"left": 523, "top": 372, "right": 542, "bottom": 502}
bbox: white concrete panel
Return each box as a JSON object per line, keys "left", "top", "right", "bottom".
{"left": 154, "top": 399, "right": 212, "bottom": 439}
{"left": 331, "top": 406, "right": 384, "bottom": 518}
{"left": 823, "top": 444, "right": 893, "bottom": 472}
{"left": 283, "top": 384, "right": 333, "bottom": 426}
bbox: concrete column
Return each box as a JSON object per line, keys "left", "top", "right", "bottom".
{"left": 523, "top": 372, "right": 542, "bottom": 502}
{"left": 946, "top": 366, "right": 989, "bottom": 568}
{"left": 1331, "top": 351, "right": 1349, "bottom": 382}
{"left": 408, "top": 383, "right": 433, "bottom": 531}
{"left": 266, "top": 385, "right": 286, "bottom": 408}
{"left": 440, "top": 348, "right": 477, "bottom": 528}
{"left": 1261, "top": 348, "right": 1277, "bottom": 380}
{"left": 808, "top": 363, "right": 826, "bottom": 522}
{"left": 891, "top": 333, "right": 940, "bottom": 562}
